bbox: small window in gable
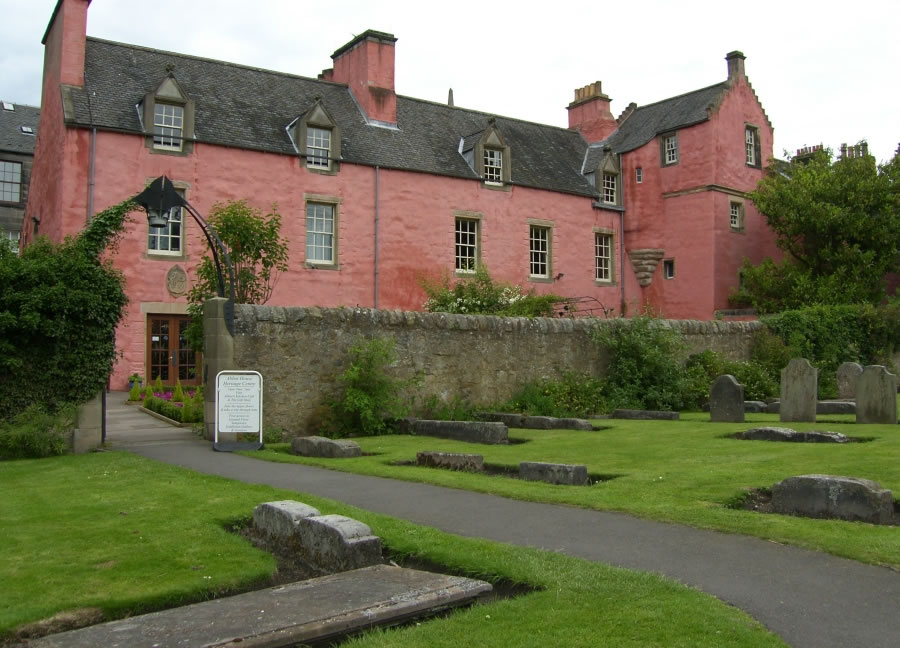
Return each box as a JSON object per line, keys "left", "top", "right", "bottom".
{"left": 142, "top": 75, "right": 195, "bottom": 155}
{"left": 295, "top": 100, "right": 341, "bottom": 174}
{"left": 660, "top": 132, "right": 679, "bottom": 166}
{"left": 663, "top": 259, "right": 675, "bottom": 279}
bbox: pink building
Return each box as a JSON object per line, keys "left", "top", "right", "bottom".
{"left": 28, "top": 0, "right": 779, "bottom": 389}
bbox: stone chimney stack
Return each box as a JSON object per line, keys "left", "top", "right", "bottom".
{"left": 330, "top": 30, "right": 397, "bottom": 125}
{"left": 567, "top": 81, "right": 617, "bottom": 143}
{"left": 726, "top": 51, "right": 746, "bottom": 83}
{"left": 41, "top": 0, "right": 90, "bottom": 90}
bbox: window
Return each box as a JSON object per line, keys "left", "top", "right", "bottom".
{"left": 730, "top": 202, "right": 744, "bottom": 231}
{"left": 602, "top": 173, "right": 617, "bottom": 204}
{"left": 153, "top": 103, "right": 184, "bottom": 151}
{"left": 661, "top": 133, "right": 678, "bottom": 166}
{"left": 306, "top": 202, "right": 335, "bottom": 265}
{"left": 484, "top": 148, "right": 503, "bottom": 184}
{"left": 635, "top": 167, "right": 643, "bottom": 184}
{"left": 663, "top": 259, "right": 675, "bottom": 279}
{"left": 0, "top": 161, "right": 22, "bottom": 202}
{"left": 5, "top": 230, "right": 20, "bottom": 254}
{"left": 594, "top": 231, "right": 614, "bottom": 283}
{"left": 529, "top": 225, "right": 550, "bottom": 278}
{"left": 745, "top": 126, "right": 761, "bottom": 168}
{"left": 455, "top": 218, "right": 478, "bottom": 272}
{"left": 148, "top": 193, "right": 183, "bottom": 255}
{"left": 306, "top": 127, "right": 331, "bottom": 169}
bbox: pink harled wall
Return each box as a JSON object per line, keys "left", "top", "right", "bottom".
{"left": 71, "top": 131, "right": 620, "bottom": 388}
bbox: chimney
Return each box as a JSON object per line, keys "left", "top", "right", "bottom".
{"left": 567, "top": 81, "right": 617, "bottom": 143}
{"left": 726, "top": 51, "right": 746, "bottom": 83}
{"left": 41, "top": 0, "right": 90, "bottom": 89}
{"left": 330, "top": 30, "right": 397, "bottom": 125}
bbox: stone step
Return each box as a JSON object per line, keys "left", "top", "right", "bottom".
{"left": 30, "top": 565, "right": 492, "bottom": 648}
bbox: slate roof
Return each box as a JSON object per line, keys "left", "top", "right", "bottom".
{"left": 72, "top": 38, "right": 597, "bottom": 198}
{"left": 0, "top": 102, "right": 40, "bottom": 154}
{"left": 584, "top": 82, "right": 729, "bottom": 171}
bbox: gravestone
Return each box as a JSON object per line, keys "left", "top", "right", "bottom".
{"left": 709, "top": 375, "right": 744, "bottom": 422}
{"left": 780, "top": 358, "right": 817, "bottom": 423}
{"left": 836, "top": 362, "right": 863, "bottom": 399}
{"left": 856, "top": 365, "right": 898, "bottom": 424}
{"left": 772, "top": 475, "right": 894, "bottom": 525}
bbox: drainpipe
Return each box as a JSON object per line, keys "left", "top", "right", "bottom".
{"left": 374, "top": 166, "right": 380, "bottom": 309}
{"left": 618, "top": 153, "right": 625, "bottom": 316}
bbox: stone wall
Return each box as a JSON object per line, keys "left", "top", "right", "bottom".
{"left": 227, "top": 305, "right": 763, "bottom": 435}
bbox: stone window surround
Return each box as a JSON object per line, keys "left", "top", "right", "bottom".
{"left": 745, "top": 124, "right": 762, "bottom": 169}
{"left": 473, "top": 127, "right": 511, "bottom": 191}
{"left": 453, "top": 210, "right": 482, "bottom": 275}
{"left": 593, "top": 227, "right": 615, "bottom": 285}
{"left": 304, "top": 193, "right": 343, "bottom": 269}
{"left": 528, "top": 218, "right": 554, "bottom": 282}
{"left": 141, "top": 76, "right": 196, "bottom": 156}
{"left": 729, "top": 199, "right": 746, "bottom": 232}
{"left": 145, "top": 179, "right": 190, "bottom": 261}
{"left": 297, "top": 102, "right": 342, "bottom": 175}
{"left": 660, "top": 132, "right": 679, "bottom": 167}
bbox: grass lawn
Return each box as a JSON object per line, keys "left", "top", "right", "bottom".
{"left": 249, "top": 411, "right": 900, "bottom": 569}
{"left": 0, "top": 451, "right": 785, "bottom": 647}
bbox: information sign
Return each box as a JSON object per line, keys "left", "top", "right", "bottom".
{"left": 214, "top": 370, "right": 263, "bottom": 451}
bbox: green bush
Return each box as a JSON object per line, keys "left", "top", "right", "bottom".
{"left": 417, "top": 394, "right": 479, "bottom": 421}
{"left": 593, "top": 316, "right": 688, "bottom": 411}
{"left": 421, "top": 265, "right": 561, "bottom": 317}
{"left": 172, "top": 381, "right": 185, "bottom": 403}
{"left": 128, "top": 384, "right": 143, "bottom": 401}
{"left": 0, "top": 404, "right": 74, "bottom": 459}
{"left": 327, "top": 337, "right": 416, "bottom": 437}
{"left": 683, "top": 350, "right": 778, "bottom": 405}
{"left": 143, "top": 396, "right": 203, "bottom": 424}
{"left": 505, "top": 373, "right": 607, "bottom": 418}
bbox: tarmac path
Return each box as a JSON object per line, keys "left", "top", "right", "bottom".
{"left": 106, "top": 395, "right": 900, "bottom": 648}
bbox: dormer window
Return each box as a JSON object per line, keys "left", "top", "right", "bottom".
{"left": 153, "top": 103, "right": 184, "bottom": 151}
{"left": 294, "top": 100, "right": 341, "bottom": 174}
{"left": 141, "top": 75, "right": 195, "bottom": 155}
{"left": 602, "top": 173, "right": 617, "bottom": 204}
{"left": 484, "top": 149, "right": 503, "bottom": 184}
{"left": 594, "top": 148, "right": 620, "bottom": 207}
{"left": 461, "top": 122, "right": 511, "bottom": 190}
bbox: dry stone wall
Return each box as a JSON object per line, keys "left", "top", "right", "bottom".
{"left": 229, "top": 305, "right": 764, "bottom": 435}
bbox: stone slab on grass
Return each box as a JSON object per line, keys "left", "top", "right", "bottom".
{"left": 739, "top": 427, "right": 849, "bottom": 443}
{"left": 413, "top": 420, "right": 508, "bottom": 444}
{"left": 772, "top": 475, "right": 895, "bottom": 525}
{"left": 417, "top": 451, "right": 484, "bottom": 472}
{"left": 30, "top": 565, "right": 492, "bottom": 648}
{"left": 253, "top": 500, "right": 321, "bottom": 537}
{"left": 291, "top": 435, "right": 362, "bottom": 458}
{"left": 611, "top": 409, "right": 679, "bottom": 420}
{"left": 744, "top": 401, "right": 768, "bottom": 413}
{"left": 520, "top": 461, "right": 589, "bottom": 486}
{"left": 766, "top": 401, "right": 857, "bottom": 415}
{"left": 478, "top": 413, "right": 595, "bottom": 431}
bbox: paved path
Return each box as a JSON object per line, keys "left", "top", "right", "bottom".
{"left": 106, "top": 395, "right": 900, "bottom": 648}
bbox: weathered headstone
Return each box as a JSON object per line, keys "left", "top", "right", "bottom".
{"left": 772, "top": 475, "right": 894, "bottom": 524}
{"left": 291, "top": 436, "right": 362, "bottom": 458}
{"left": 780, "top": 358, "right": 817, "bottom": 423}
{"left": 856, "top": 365, "right": 898, "bottom": 424}
{"left": 836, "top": 362, "right": 863, "bottom": 399}
{"left": 519, "top": 462, "right": 589, "bottom": 486}
{"left": 710, "top": 375, "right": 744, "bottom": 422}
{"left": 416, "top": 451, "right": 484, "bottom": 472}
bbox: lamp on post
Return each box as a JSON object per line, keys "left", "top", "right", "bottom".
{"left": 133, "top": 176, "right": 236, "bottom": 315}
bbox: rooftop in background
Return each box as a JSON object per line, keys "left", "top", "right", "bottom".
{"left": 0, "top": 102, "right": 40, "bottom": 154}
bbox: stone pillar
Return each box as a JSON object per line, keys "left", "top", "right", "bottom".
{"left": 780, "top": 358, "right": 817, "bottom": 423}
{"left": 857, "top": 365, "right": 898, "bottom": 424}
{"left": 72, "top": 390, "right": 103, "bottom": 453}
{"left": 203, "top": 297, "right": 235, "bottom": 441}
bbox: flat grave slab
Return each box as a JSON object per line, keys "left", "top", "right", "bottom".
{"left": 30, "top": 565, "right": 492, "bottom": 648}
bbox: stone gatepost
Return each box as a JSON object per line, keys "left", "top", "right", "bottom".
{"left": 203, "top": 297, "right": 235, "bottom": 441}
{"left": 72, "top": 391, "right": 104, "bottom": 453}
{"left": 710, "top": 374, "right": 744, "bottom": 422}
{"left": 836, "top": 362, "right": 863, "bottom": 400}
{"left": 780, "top": 358, "right": 817, "bottom": 423}
{"left": 857, "top": 365, "right": 898, "bottom": 424}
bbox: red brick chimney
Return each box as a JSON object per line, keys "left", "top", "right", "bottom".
{"left": 726, "top": 51, "right": 746, "bottom": 83}
{"left": 41, "top": 0, "right": 90, "bottom": 90}
{"left": 567, "top": 82, "right": 617, "bottom": 143}
{"left": 330, "top": 30, "right": 397, "bottom": 125}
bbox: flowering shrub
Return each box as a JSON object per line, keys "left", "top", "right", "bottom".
{"left": 420, "top": 266, "right": 560, "bottom": 317}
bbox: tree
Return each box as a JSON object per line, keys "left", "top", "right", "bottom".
{"left": 186, "top": 200, "right": 289, "bottom": 350}
{"left": 0, "top": 201, "right": 132, "bottom": 419}
{"left": 733, "top": 145, "right": 900, "bottom": 313}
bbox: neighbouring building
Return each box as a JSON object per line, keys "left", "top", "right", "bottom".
{"left": 28, "top": 0, "right": 779, "bottom": 389}
{"left": 0, "top": 101, "right": 39, "bottom": 254}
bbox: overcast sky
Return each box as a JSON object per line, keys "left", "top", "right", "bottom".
{"left": 1, "top": 0, "right": 897, "bottom": 162}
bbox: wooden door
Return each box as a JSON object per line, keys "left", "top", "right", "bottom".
{"left": 146, "top": 315, "right": 201, "bottom": 386}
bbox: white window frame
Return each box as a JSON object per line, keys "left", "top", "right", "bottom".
{"left": 455, "top": 217, "right": 479, "bottom": 273}
{"left": 730, "top": 202, "right": 745, "bottom": 231}
{"left": 0, "top": 160, "right": 22, "bottom": 202}
{"left": 306, "top": 126, "right": 332, "bottom": 170}
{"left": 147, "top": 198, "right": 184, "bottom": 256}
{"left": 306, "top": 201, "right": 336, "bottom": 266}
{"left": 745, "top": 127, "right": 756, "bottom": 166}
{"left": 663, "top": 133, "right": 678, "bottom": 165}
{"left": 5, "top": 230, "right": 20, "bottom": 254}
{"left": 594, "top": 231, "right": 613, "bottom": 283}
{"left": 529, "top": 224, "right": 550, "bottom": 279}
{"left": 153, "top": 103, "right": 184, "bottom": 151}
{"left": 663, "top": 259, "right": 675, "bottom": 280}
{"left": 636, "top": 167, "right": 643, "bottom": 184}
{"left": 483, "top": 148, "right": 503, "bottom": 184}
{"left": 602, "top": 173, "right": 617, "bottom": 204}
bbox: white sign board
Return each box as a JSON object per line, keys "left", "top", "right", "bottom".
{"left": 215, "top": 371, "right": 263, "bottom": 448}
